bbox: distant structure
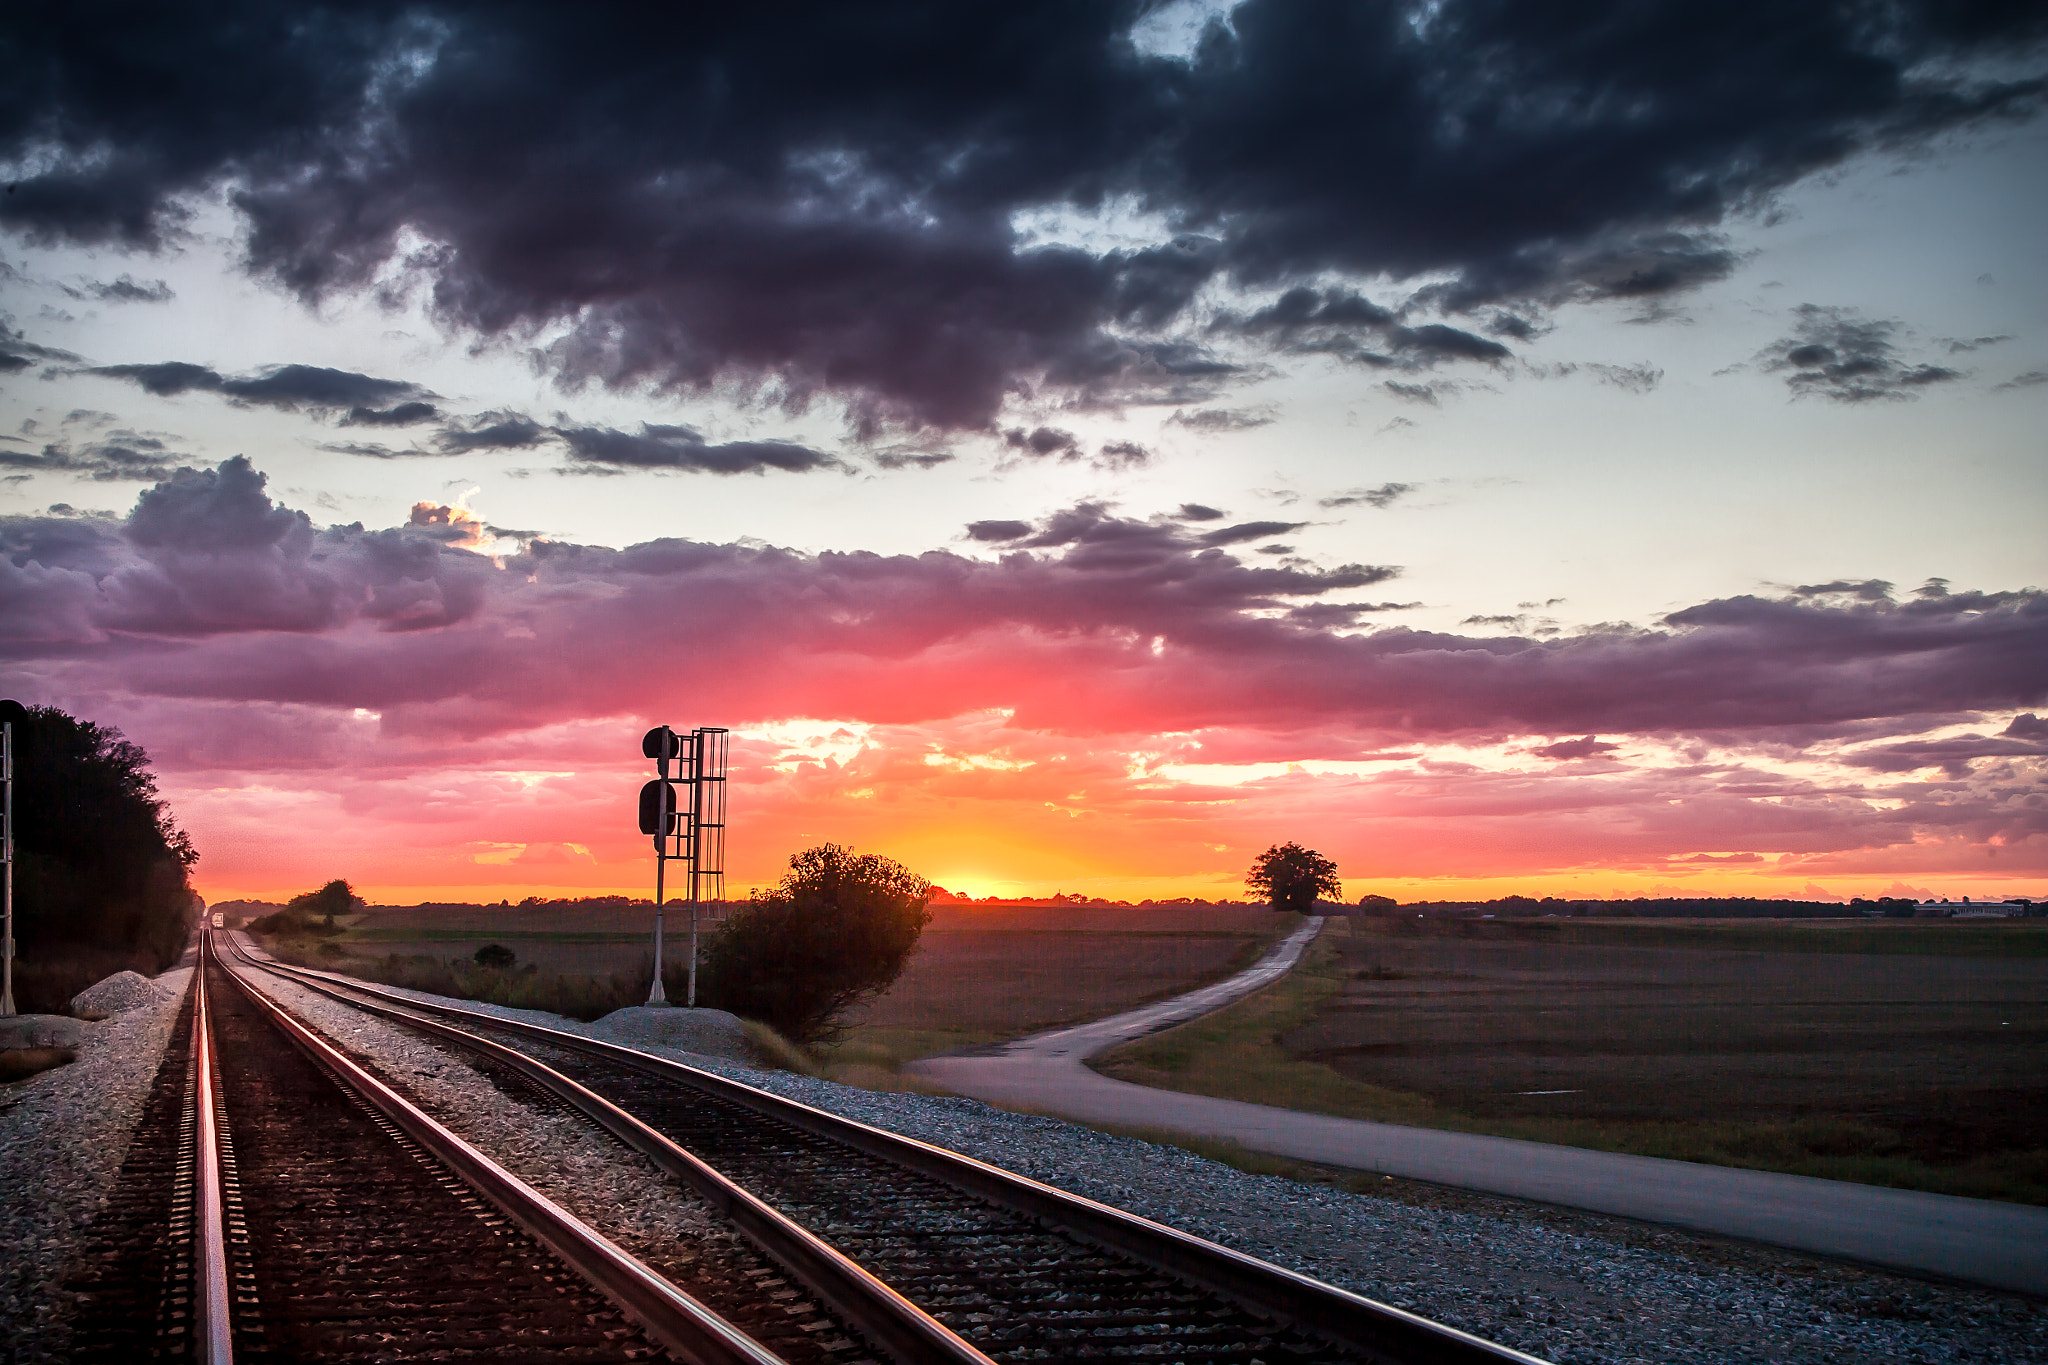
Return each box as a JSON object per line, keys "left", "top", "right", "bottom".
{"left": 1914, "top": 898, "right": 2030, "bottom": 919}
{"left": 637, "top": 725, "right": 729, "bottom": 1007}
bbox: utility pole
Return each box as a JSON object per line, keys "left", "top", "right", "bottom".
{"left": 638, "top": 725, "right": 728, "bottom": 1008}
{"left": 1, "top": 700, "right": 18, "bottom": 1017}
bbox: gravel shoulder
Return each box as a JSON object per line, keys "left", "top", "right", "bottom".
{"left": 245, "top": 953, "right": 2047, "bottom": 1365}
{"left": 0, "top": 966, "right": 193, "bottom": 1365}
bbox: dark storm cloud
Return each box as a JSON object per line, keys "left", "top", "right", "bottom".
{"left": 433, "top": 412, "right": 552, "bottom": 453}
{"left": 1285, "top": 600, "right": 1423, "bottom": 628}
{"left": 1792, "top": 579, "right": 1894, "bottom": 602}
{"left": 870, "top": 446, "right": 955, "bottom": 470}
{"left": 1164, "top": 407, "right": 1274, "bottom": 432}
{"left": 1321, "top": 482, "right": 1414, "bottom": 510}
{"left": 63, "top": 274, "right": 174, "bottom": 304}
{"left": 1586, "top": 363, "right": 1663, "bottom": 394}
{"left": 0, "top": 432, "right": 184, "bottom": 481}
{"left": 86, "top": 361, "right": 431, "bottom": 413}
{"left": 1843, "top": 729, "right": 2048, "bottom": 778}
{"left": 5, "top": 2, "right": 2042, "bottom": 429}
{"left": 966, "top": 519, "right": 1034, "bottom": 543}
{"left": 1004, "top": 426, "right": 1083, "bottom": 460}
{"left": 1002, "top": 425, "right": 1150, "bottom": 469}
{"left": 1531, "top": 736, "right": 1622, "bottom": 761}
{"left": 555, "top": 424, "right": 840, "bottom": 475}
{"left": 1425, "top": 233, "right": 1744, "bottom": 314}
{"left": 340, "top": 400, "right": 440, "bottom": 427}
{"left": 1198, "top": 520, "right": 1310, "bottom": 548}
{"left": 0, "top": 323, "right": 82, "bottom": 374}
{"left": 1211, "top": 287, "right": 1509, "bottom": 369}
{"left": 1758, "top": 306, "right": 1962, "bottom": 402}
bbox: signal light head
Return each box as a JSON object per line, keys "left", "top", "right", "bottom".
{"left": 642, "top": 725, "right": 681, "bottom": 761}
{"left": 638, "top": 779, "right": 677, "bottom": 837}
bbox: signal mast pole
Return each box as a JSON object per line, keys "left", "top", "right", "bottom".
{"left": 639, "top": 725, "right": 727, "bottom": 1008}
{"left": 2, "top": 712, "right": 14, "bottom": 1017}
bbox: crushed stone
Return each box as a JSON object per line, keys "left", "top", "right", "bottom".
{"left": 586, "top": 1004, "right": 753, "bottom": 1060}
{"left": 222, "top": 945, "right": 2048, "bottom": 1365}
{"left": 69, "top": 970, "right": 167, "bottom": 1018}
{"left": 0, "top": 968, "right": 193, "bottom": 1365}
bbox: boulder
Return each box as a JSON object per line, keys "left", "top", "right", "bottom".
{"left": 0, "top": 1014, "right": 82, "bottom": 1050}
{"left": 70, "top": 970, "right": 167, "bottom": 1018}
{"left": 587, "top": 1005, "right": 753, "bottom": 1061}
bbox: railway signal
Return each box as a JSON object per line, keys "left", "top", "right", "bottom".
{"left": 638, "top": 724, "right": 728, "bottom": 1007}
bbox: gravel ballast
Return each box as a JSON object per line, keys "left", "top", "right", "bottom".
{"left": 69, "top": 970, "right": 168, "bottom": 1018}
{"left": 33, "top": 939, "right": 2039, "bottom": 1365}
{"left": 0, "top": 966, "right": 193, "bottom": 1365}
{"left": 266, "top": 960, "right": 2046, "bottom": 1365}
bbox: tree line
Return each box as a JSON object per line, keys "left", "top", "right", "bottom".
{"left": 2, "top": 701, "right": 200, "bottom": 1010}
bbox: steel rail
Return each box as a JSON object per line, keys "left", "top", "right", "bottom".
{"left": 223, "top": 939, "right": 993, "bottom": 1365}
{"left": 190, "top": 938, "right": 234, "bottom": 1365}
{"left": 227, "top": 936, "right": 1549, "bottom": 1365}
{"left": 204, "top": 932, "right": 788, "bottom": 1365}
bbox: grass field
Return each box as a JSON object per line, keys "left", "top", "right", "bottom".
{"left": 1403, "top": 914, "right": 2048, "bottom": 957}
{"left": 271, "top": 901, "right": 1295, "bottom": 1086}
{"left": 825, "top": 907, "right": 1292, "bottom": 1081}
{"left": 1096, "top": 918, "right": 2048, "bottom": 1204}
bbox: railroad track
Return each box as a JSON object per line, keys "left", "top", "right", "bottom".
{"left": 213, "top": 933, "right": 1548, "bottom": 1365}
{"left": 69, "top": 929, "right": 905, "bottom": 1364}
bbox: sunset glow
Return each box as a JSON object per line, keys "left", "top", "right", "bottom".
{"left": 3, "top": 4, "right": 2042, "bottom": 907}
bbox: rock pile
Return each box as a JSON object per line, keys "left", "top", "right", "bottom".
{"left": 68, "top": 971, "right": 166, "bottom": 1018}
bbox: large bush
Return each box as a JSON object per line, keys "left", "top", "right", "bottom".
{"left": 2, "top": 702, "right": 199, "bottom": 1009}
{"left": 703, "top": 843, "right": 931, "bottom": 1044}
{"left": 247, "top": 878, "right": 356, "bottom": 937}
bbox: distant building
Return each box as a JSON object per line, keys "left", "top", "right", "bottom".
{"left": 1914, "top": 899, "right": 2029, "bottom": 919}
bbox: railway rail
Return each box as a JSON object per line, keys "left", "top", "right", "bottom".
{"left": 219, "top": 932, "right": 1549, "bottom": 1365}
{"left": 71, "top": 928, "right": 881, "bottom": 1364}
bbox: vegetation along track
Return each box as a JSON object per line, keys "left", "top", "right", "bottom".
{"left": 225, "top": 934, "right": 1546, "bottom": 1365}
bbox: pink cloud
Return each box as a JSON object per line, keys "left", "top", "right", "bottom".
{"left": 4, "top": 460, "right": 2044, "bottom": 899}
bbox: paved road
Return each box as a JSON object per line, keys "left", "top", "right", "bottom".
{"left": 911, "top": 918, "right": 2048, "bottom": 1296}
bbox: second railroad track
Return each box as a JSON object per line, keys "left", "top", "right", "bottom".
{"left": 211, "top": 932, "right": 1547, "bottom": 1365}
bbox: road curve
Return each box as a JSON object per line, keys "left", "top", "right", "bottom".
{"left": 910, "top": 918, "right": 2048, "bottom": 1296}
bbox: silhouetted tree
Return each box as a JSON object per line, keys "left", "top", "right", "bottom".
{"left": 1246, "top": 842, "right": 1341, "bottom": 912}
{"left": 2, "top": 701, "right": 198, "bottom": 970}
{"left": 703, "top": 843, "right": 932, "bottom": 1044}
{"left": 248, "top": 880, "right": 355, "bottom": 937}
{"left": 290, "top": 878, "right": 359, "bottom": 923}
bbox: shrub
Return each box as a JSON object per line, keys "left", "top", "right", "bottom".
{"left": 473, "top": 943, "right": 517, "bottom": 969}
{"left": 703, "top": 843, "right": 932, "bottom": 1044}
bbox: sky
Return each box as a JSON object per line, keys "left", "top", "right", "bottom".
{"left": 2, "top": 0, "right": 2044, "bottom": 906}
